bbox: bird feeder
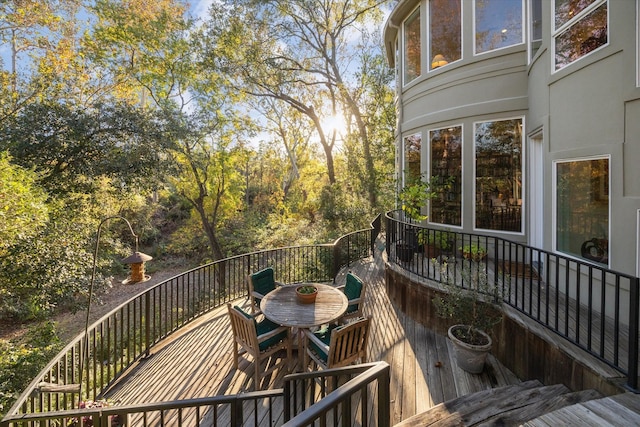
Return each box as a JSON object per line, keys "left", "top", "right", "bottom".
{"left": 122, "top": 251, "right": 153, "bottom": 284}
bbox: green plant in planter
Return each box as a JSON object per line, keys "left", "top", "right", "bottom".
{"left": 297, "top": 285, "right": 317, "bottom": 294}
{"left": 419, "top": 230, "right": 454, "bottom": 250}
{"left": 432, "top": 260, "right": 502, "bottom": 346}
{"left": 459, "top": 244, "right": 487, "bottom": 261}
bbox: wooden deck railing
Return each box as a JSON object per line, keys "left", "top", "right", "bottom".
{"left": 385, "top": 210, "right": 640, "bottom": 391}
{"left": 2, "top": 215, "right": 381, "bottom": 422}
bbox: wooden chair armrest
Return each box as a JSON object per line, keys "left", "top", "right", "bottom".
{"left": 302, "top": 328, "right": 329, "bottom": 354}
{"left": 251, "top": 291, "right": 266, "bottom": 300}
{"left": 336, "top": 284, "right": 346, "bottom": 291}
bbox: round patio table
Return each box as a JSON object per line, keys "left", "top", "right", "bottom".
{"left": 260, "top": 283, "right": 348, "bottom": 328}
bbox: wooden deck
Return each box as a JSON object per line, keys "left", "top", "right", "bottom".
{"left": 101, "top": 240, "right": 640, "bottom": 426}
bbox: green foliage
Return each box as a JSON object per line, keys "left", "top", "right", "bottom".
{"left": 0, "top": 102, "right": 175, "bottom": 195}
{"left": 0, "top": 321, "right": 63, "bottom": 417}
{"left": 0, "top": 152, "right": 49, "bottom": 254}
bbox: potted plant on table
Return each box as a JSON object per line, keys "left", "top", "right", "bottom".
{"left": 432, "top": 260, "right": 503, "bottom": 373}
{"left": 296, "top": 285, "right": 318, "bottom": 304}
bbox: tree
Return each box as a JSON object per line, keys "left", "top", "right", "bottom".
{"left": 0, "top": 102, "right": 174, "bottom": 195}
{"left": 204, "top": 0, "right": 392, "bottom": 211}
{"left": 165, "top": 109, "right": 247, "bottom": 261}
{"left": 0, "top": 152, "right": 48, "bottom": 255}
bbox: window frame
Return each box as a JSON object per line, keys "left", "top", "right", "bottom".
{"left": 402, "top": 5, "right": 422, "bottom": 86}
{"left": 473, "top": 116, "right": 525, "bottom": 235}
{"left": 529, "top": 0, "right": 543, "bottom": 63}
{"left": 428, "top": 0, "right": 463, "bottom": 72}
{"left": 552, "top": 155, "right": 611, "bottom": 266}
{"left": 402, "top": 132, "right": 423, "bottom": 188}
{"left": 473, "top": 0, "right": 525, "bottom": 56}
{"left": 552, "top": 0, "right": 609, "bottom": 73}
{"left": 428, "top": 124, "right": 464, "bottom": 228}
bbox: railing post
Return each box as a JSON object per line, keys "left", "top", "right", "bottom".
{"left": 627, "top": 277, "right": 640, "bottom": 391}
{"left": 230, "top": 398, "right": 243, "bottom": 427}
{"left": 332, "top": 242, "right": 340, "bottom": 281}
{"left": 378, "top": 364, "right": 391, "bottom": 427}
{"left": 144, "top": 292, "right": 151, "bottom": 357}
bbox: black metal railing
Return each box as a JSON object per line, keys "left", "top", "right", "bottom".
{"left": 0, "top": 362, "right": 390, "bottom": 427}
{"left": 2, "top": 215, "right": 381, "bottom": 422}
{"left": 386, "top": 209, "right": 640, "bottom": 391}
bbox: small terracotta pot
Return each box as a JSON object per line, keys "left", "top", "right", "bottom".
{"left": 296, "top": 286, "right": 318, "bottom": 304}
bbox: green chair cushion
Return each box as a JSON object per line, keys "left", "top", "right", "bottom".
{"left": 308, "top": 324, "right": 341, "bottom": 363}
{"left": 234, "top": 305, "right": 286, "bottom": 352}
{"left": 256, "top": 318, "right": 287, "bottom": 352}
{"left": 344, "top": 273, "right": 363, "bottom": 314}
{"left": 251, "top": 267, "right": 277, "bottom": 303}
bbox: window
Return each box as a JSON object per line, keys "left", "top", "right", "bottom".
{"left": 430, "top": 126, "right": 462, "bottom": 226}
{"left": 474, "top": 0, "right": 523, "bottom": 54}
{"left": 529, "top": 0, "right": 542, "bottom": 61}
{"left": 403, "top": 7, "right": 421, "bottom": 85}
{"left": 554, "top": 0, "right": 607, "bottom": 71}
{"left": 403, "top": 133, "right": 422, "bottom": 185}
{"left": 429, "top": 0, "right": 461, "bottom": 71}
{"left": 475, "top": 118, "right": 523, "bottom": 232}
{"left": 556, "top": 157, "right": 609, "bottom": 264}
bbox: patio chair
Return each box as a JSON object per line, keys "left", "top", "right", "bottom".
{"left": 337, "top": 272, "right": 366, "bottom": 324}
{"left": 227, "top": 304, "right": 292, "bottom": 388}
{"left": 303, "top": 316, "right": 370, "bottom": 370}
{"left": 247, "top": 267, "right": 283, "bottom": 314}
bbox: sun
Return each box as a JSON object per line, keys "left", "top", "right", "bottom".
{"left": 322, "top": 113, "right": 349, "bottom": 137}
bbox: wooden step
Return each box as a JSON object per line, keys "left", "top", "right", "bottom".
{"left": 394, "top": 380, "right": 604, "bottom": 427}
{"left": 523, "top": 392, "right": 640, "bottom": 426}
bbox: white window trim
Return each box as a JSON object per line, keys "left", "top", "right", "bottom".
{"left": 402, "top": 4, "right": 422, "bottom": 87}
{"left": 637, "top": 0, "right": 640, "bottom": 87}
{"left": 552, "top": 0, "right": 609, "bottom": 74}
{"left": 472, "top": 116, "right": 525, "bottom": 235}
{"left": 528, "top": 0, "right": 543, "bottom": 64}
{"left": 427, "top": 124, "right": 464, "bottom": 229}
{"left": 427, "top": 0, "right": 464, "bottom": 73}
{"left": 472, "top": 0, "right": 525, "bottom": 57}
{"left": 552, "top": 155, "right": 611, "bottom": 267}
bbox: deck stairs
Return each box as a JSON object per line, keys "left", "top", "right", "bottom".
{"left": 393, "top": 379, "right": 640, "bottom": 426}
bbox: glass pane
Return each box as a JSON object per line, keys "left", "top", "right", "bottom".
{"left": 530, "top": 0, "right": 542, "bottom": 60}
{"left": 429, "top": 0, "right": 461, "bottom": 70}
{"left": 404, "top": 7, "right": 421, "bottom": 84}
{"left": 475, "top": 0, "right": 523, "bottom": 54}
{"left": 475, "top": 119, "right": 523, "bottom": 232}
{"left": 555, "top": 3, "right": 607, "bottom": 70}
{"left": 555, "top": 0, "right": 597, "bottom": 30}
{"left": 430, "top": 127, "right": 462, "bottom": 226}
{"left": 556, "top": 158, "right": 609, "bottom": 264}
{"left": 404, "top": 133, "right": 422, "bottom": 184}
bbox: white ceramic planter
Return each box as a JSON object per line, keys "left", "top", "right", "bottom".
{"left": 448, "top": 324, "right": 492, "bottom": 374}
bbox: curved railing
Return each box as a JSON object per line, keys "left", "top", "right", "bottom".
{"left": 385, "top": 209, "right": 640, "bottom": 391}
{"left": 4, "top": 215, "right": 381, "bottom": 419}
